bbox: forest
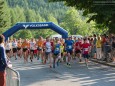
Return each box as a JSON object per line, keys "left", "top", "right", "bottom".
{"left": 0, "top": 0, "right": 108, "bottom": 39}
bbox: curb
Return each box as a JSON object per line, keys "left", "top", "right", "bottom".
{"left": 91, "top": 59, "right": 115, "bottom": 67}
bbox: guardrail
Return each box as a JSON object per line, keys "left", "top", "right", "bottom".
{"left": 6, "top": 67, "right": 20, "bottom": 86}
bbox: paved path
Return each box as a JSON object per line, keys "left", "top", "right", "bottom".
{"left": 10, "top": 57, "right": 115, "bottom": 86}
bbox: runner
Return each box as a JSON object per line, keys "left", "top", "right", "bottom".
{"left": 44, "top": 37, "right": 52, "bottom": 68}
{"left": 5, "top": 40, "right": 12, "bottom": 60}
{"left": 37, "top": 36, "right": 44, "bottom": 62}
{"left": 34, "top": 39, "right": 38, "bottom": 58}
{"left": 12, "top": 39, "right": 18, "bottom": 60}
{"left": 53, "top": 37, "right": 61, "bottom": 68}
{"left": 17, "top": 39, "right": 22, "bottom": 58}
{"left": 74, "top": 38, "right": 82, "bottom": 62}
{"left": 21, "top": 39, "right": 30, "bottom": 63}
{"left": 60, "top": 38, "right": 64, "bottom": 62}
{"left": 81, "top": 38, "right": 91, "bottom": 67}
{"left": 64, "top": 37, "right": 74, "bottom": 67}
{"left": 30, "top": 38, "right": 36, "bottom": 62}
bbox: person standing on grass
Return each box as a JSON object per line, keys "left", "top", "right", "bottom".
{"left": 0, "top": 35, "right": 8, "bottom": 86}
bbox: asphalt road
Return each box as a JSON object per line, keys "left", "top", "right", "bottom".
{"left": 10, "top": 57, "right": 115, "bottom": 86}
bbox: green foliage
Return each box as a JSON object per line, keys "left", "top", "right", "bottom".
{"left": 18, "top": 30, "right": 33, "bottom": 39}
{"left": 6, "top": 0, "right": 68, "bottom": 23}
{"left": 60, "top": 8, "right": 106, "bottom": 36}
{"left": 49, "top": 0, "right": 115, "bottom": 33}
{"left": 1, "top": 0, "right": 109, "bottom": 39}
{"left": 3, "top": 0, "right": 69, "bottom": 38}
{"left": 46, "top": 14, "right": 58, "bottom": 24}
{"left": 0, "top": 0, "right": 11, "bottom": 34}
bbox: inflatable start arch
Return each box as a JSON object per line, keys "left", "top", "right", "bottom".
{"left": 2, "top": 22, "right": 68, "bottom": 40}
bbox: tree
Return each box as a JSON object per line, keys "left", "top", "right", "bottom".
{"left": 60, "top": 8, "right": 106, "bottom": 36}
{"left": 47, "top": 14, "right": 58, "bottom": 24}
{"left": 18, "top": 30, "right": 33, "bottom": 39}
{"left": 0, "top": 0, "right": 11, "bottom": 34}
{"left": 25, "top": 9, "right": 36, "bottom": 22}
{"left": 49, "top": 0, "right": 115, "bottom": 33}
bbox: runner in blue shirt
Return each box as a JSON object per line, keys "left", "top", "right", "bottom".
{"left": 53, "top": 38, "right": 61, "bottom": 68}
{"left": 64, "top": 37, "right": 74, "bottom": 67}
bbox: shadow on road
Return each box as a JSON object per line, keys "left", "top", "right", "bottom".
{"left": 11, "top": 58, "right": 115, "bottom": 86}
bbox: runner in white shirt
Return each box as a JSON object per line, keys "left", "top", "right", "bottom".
{"left": 12, "top": 39, "right": 18, "bottom": 60}
{"left": 5, "top": 40, "right": 12, "bottom": 60}
{"left": 30, "top": 39, "right": 36, "bottom": 62}
{"left": 44, "top": 37, "right": 52, "bottom": 68}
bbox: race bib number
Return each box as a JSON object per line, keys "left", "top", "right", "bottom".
{"left": 68, "top": 45, "right": 72, "bottom": 49}
{"left": 84, "top": 48, "right": 88, "bottom": 51}
{"left": 39, "top": 47, "right": 42, "bottom": 49}
{"left": 25, "top": 46, "right": 27, "bottom": 48}
{"left": 56, "top": 48, "right": 59, "bottom": 51}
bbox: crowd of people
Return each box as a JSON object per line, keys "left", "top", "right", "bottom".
{"left": 0, "top": 33, "right": 115, "bottom": 86}
{"left": 3, "top": 34, "right": 115, "bottom": 68}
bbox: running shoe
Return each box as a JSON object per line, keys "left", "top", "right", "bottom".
{"left": 68, "top": 63, "right": 71, "bottom": 67}
{"left": 53, "top": 63, "right": 55, "bottom": 68}
{"left": 37, "top": 57, "right": 39, "bottom": 60}
{"left": 50, "top": 65, "right": 52, "bottom": 68}
{"left": 56, "top": 61, "right": 59, "bottom": 66}
{"left": 15, "top": 58, "right": 17, "bottom": 60}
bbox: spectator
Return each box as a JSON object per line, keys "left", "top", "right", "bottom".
{"left": 112, "top": 36, "right": 115, "bottom": 63}
{"left": 96, "top": 36, "right": 102, "bottom": 59}
{"left": 0, "top": 35, "right": 8, "bottom": 86}
{"left": 93, "top": 34, "right": 97, "bottom": 59}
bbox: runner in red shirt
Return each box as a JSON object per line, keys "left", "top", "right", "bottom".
{"left": 81, "top": 38, "right": 91, "bottom": 67}
{"left": 74, "top": 38, "right": 82, "bottom": 62}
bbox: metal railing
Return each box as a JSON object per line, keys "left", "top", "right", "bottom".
{"left": 6, "top": 67, "right": 20, "bottom": 86}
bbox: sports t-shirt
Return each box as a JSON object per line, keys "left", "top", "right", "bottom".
{"left": 17, "top": 43, "right": 22, "bottom": 48}
{"left": 5, "top": 43, "right": 11, "bottom": 50}
{"left": 75, "top": 42, "right": 82, "bottom": 51}
{"left": 60, "top": 45, "right": 64, "bottom": 53}
{"left": 37, "top": 41, "right": 44, "bottom": 48}
{"left": 65, "top": 40, "right": 74, "bottom": 51}
{"left": 30, "top": 42, "right": 36, "bottom": 50}
{"left": 44, "top": 42, "right": 52, "bottom": 52}
{"left": 51, "top": 41, "right": 54, "bottom": 51}
{"left": 54, "top": 43, "right": 60, "bottom": 54}
{"left": 21, "top": 42, "right": 29, "bottom": 48}
{"left": 12, "top": 42, "right": 17, "bottom": 48}
{"left": 82, "top": 43, "right": 90, "bottom": 54}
